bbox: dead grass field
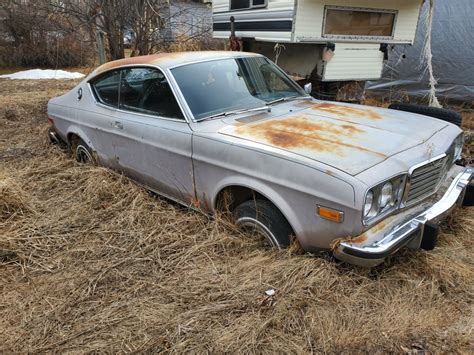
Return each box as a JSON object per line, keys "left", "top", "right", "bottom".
{"left": 0, "top": 78, "right": 473, "bottom": 353}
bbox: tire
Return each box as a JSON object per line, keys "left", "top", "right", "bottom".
{"left": 388, "top": 103, "right": 462, "bottom": 127}
{"left": 233, "top": 199, "right": 293, "bottom": 249}
{"left": 71, "top": 137, "right": 94, "bottom": 164}
{"left": 462, "top": 185, "right": 474, "bottom": 207}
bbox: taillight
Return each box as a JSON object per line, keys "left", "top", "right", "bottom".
{"left": 48, "top": 116, "right": 54, "bottom": 125}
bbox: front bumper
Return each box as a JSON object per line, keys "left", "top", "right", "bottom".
{"left": 334, "top": 166, "right": 474, "bottom": 267}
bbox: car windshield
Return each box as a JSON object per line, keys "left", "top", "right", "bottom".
{"left": 171, "top": 56, "right": 307, "bottom": 121}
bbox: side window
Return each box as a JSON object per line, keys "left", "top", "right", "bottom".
{"left": 230, "top": 0, "right": 266, "bottom": 10}
{"left": 91, "top": 70, "right": 121, "bottom": 107}
{"left": 119, "top": 67, "right": 184, "bottom": 120}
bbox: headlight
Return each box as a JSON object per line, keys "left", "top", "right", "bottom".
{"left": 363, "top": 175, "right": 406, "bottom": 225}
{"left": 378, "top": 182, "right": 394, "bottom": 209}
{"left": 364, "top": 190, "right": 374, "bottom": 217}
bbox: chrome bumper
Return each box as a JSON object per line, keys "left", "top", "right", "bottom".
{"left": 335, "top": 167, "right": 474, "bottom": 267}
{"left": 48, "top": 127, "right": 61, "bottom": 144}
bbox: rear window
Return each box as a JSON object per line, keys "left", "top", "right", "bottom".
{"left": 91, "top": 70, "right": 121, "bottom": 107}
{"left": 119, "top": 67, "right": 184, "bottom": 120}
{"left": 324, "top": 7, "right": 396, "bottom": 38}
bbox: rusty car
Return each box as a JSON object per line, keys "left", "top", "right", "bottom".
{"left": 47, "top": 51, "right": 473, "bottom": 267}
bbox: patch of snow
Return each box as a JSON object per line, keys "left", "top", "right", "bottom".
{"left": 0, "top": 69, "right": 85, "bottom": 80}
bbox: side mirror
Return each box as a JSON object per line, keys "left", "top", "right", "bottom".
{"left": 304, "top": 83, "right": 312, "bottom": 95}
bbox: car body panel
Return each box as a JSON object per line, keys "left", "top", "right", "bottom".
{"left": 219, "top": 101, "right": 448, "bottom": 175}
{"left": 190, "top": 132, "right": 362, "bottom": 250}
{"left": 111, "top": 110, "right": 194, "bottom": 203}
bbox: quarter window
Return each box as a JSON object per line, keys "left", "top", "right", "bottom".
{"left": 119, "top": 67, "right": 184, "bottom": 120}
{"left": 230, "top": 0, "right": 266, "bottom": 10}
{"left": 324, "top": 7, "right": 396, "bottom": 38}
{"left": 91, "top": 69, "right": 121, "bottom": 107}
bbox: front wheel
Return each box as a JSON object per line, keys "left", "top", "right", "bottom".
{"left": 233, "top": 199, "right": 293, "bottom": 249}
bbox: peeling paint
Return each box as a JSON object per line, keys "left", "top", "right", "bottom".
{"left": 349, "top": 234, "right": 368, "bottom": 244}
{"left": 232, "top": 115, "right": 385, "bottom": 158}
{"left": 310, "top": 102, "right": 382, "bottom": 120}
{"left": 348, "top": 218, "right": 393, "bottom": 245}
{"left": 94, "top": 51, "right": 260, "bottom": 74}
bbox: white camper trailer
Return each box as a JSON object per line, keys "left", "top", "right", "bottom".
{"left": 212, "top": 0, "right": 424, "bottom": 100}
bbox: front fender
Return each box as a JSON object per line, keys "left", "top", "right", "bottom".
{"left": 210, "top": 176, "right": 303, "bottom": 239}
{"left": 192, "top": 134, "right": 365, "bottom": 251}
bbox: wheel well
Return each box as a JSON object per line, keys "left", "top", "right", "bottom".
{"left": 215, "top": 185, "right": 296, "bottom": 237}
{"left": 215, "top": 185, "right": 267, "bottom": 212}
{"left": 67, "top": 132, "right": 80, "bottom": 146}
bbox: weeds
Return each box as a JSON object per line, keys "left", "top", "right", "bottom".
{"left": 0, "top": 78, "right": 473, "bottom": 352}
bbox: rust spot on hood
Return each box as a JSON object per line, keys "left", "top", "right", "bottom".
{"left": 311, "top": 103, "right": 382, "bottom": 120}
{"left": 233, "top": 115, "right": 385, "bottom": 158}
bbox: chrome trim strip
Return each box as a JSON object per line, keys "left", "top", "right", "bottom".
{"left": 408, "top": 153, "right": 447, "bottom": 175}
{"left": 361, "top": 173, "right": 408, "bottom": 227}
{"left": 336, "top": 167, "right": 474, "bottom": 267}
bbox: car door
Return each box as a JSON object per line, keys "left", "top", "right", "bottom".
{"left": 85, "top": 69, "right": 122, "bottom": 169}
{"left": 112, "top": 66, "right": 195, "bottom": 204}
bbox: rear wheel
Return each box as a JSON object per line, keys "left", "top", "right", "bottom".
{"left": 233, "top": 199, "right": 292, "bottom": 249}
{"left": 388, "top": 103, "right": 462, "bottom": 127}
{"left": 71, "top": 137, "right": 94, "bottom": 164}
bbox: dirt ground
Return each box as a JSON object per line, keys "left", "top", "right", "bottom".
{"left": 0, "top": 78, "right": 473, "bottom": 353}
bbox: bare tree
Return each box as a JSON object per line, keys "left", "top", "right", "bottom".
{"left": 127, "top": 0, "right": 168, "bottom": 57}
{"left": 53, "top": 0, "right": 129, "bottom": 61}
{"left": 1, "top": 0, "right": 217, "bottom": 67}
{"left": 56, "top": 0, "right": 214, "bottom": 59}
{"left": 0, "top": 0, "right": 93, "bottom": 67}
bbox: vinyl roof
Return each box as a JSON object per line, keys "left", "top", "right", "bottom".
{"left": 93, "top": 51, "right": 261, "bottom": 74}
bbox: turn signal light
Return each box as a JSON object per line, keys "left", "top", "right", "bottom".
{"left": 317, "top": 205, "right": 344, "bottom": 223}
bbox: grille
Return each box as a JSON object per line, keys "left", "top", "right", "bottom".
{"left": 405, "top": 155, "right": 449, "bottom": 204}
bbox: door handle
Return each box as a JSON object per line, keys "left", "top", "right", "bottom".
{"left": 113, "top": 121, "right": 123, "bottom": 129}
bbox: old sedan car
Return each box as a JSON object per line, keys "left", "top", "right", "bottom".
{"left": 47, "top": 51, "right": 473, "bottom": 267}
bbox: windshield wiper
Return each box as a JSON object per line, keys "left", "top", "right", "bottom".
{"left": 266, "top": 95, "right": 312, "bottom": 105}
{"left": 200, "top": 105, "right": 271, "bottom": 121}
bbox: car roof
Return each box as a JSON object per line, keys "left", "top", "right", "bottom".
{"left": 92, "top": 51, "right": 262, "bottom": 75}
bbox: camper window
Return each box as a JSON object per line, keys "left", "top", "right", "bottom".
{"left": 323, "top": 6, "right": 396, "bottom": 39}
{"left": 230, "top": 0, "right": 267, "bottom": 11}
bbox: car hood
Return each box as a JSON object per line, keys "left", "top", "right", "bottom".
{"left": 218, "top": 101, "right": 448, "bottom": 175}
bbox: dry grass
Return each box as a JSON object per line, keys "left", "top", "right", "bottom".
{"left": 0, "top": 78, "right": 473, "bottom": 353}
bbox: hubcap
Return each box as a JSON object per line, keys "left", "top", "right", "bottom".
{"left": 76, "top": 145, "right": 93, "bottom": 163}
{"left": 236, "top": 217, "right": 281, "bottom": 249}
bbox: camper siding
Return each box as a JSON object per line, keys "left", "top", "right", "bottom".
{"left": 212, "top": 0, "right": 296, "bottom": 42}
{"left": 294, "top": 0, "right": 423, "bottom": 44}
{"left": 321, "top": 43, "right": 384, "bottom": 81}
